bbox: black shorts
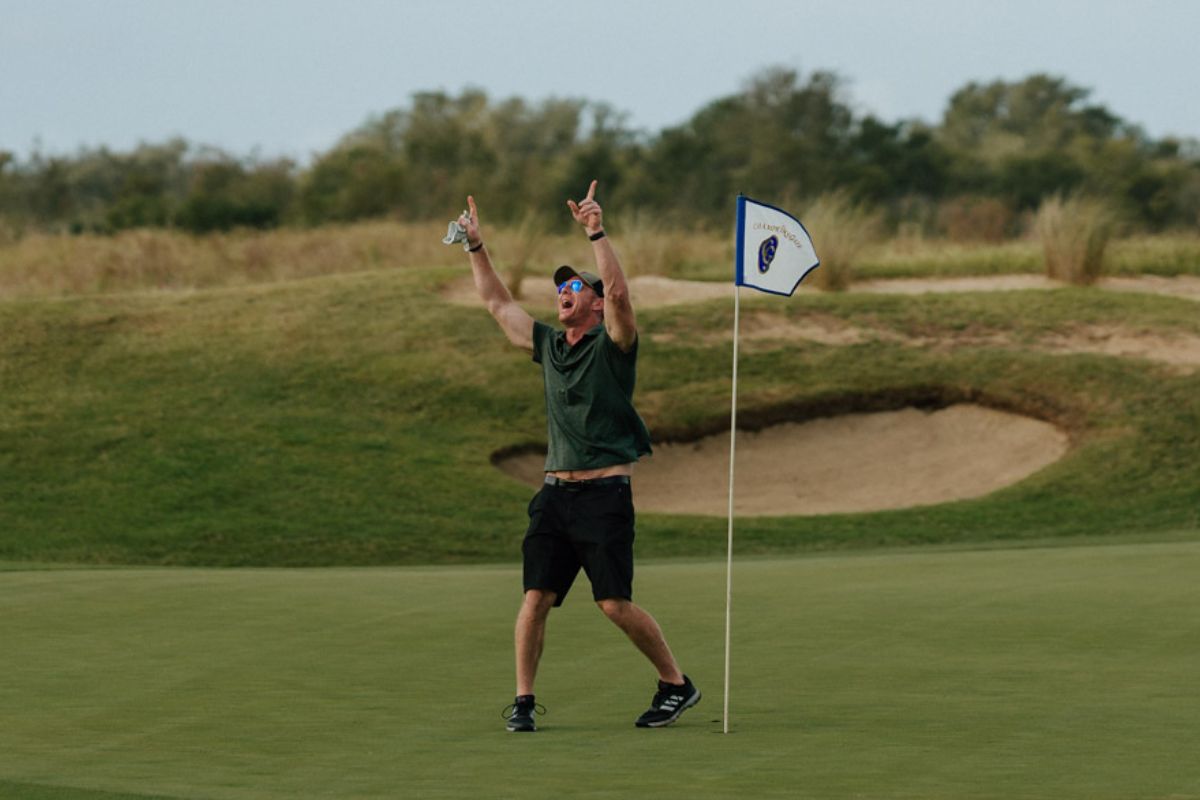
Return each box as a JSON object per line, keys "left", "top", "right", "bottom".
{"left": 522, "top": 479, "right": 636, "bottom": 607}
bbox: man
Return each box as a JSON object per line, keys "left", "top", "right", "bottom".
{"left": 457, "top": 181, "right": 700, "bottom": 733}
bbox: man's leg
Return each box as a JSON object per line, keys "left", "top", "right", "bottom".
{"left": 515, "top": 589, "right": 557, "bottom": 695}
{"left": 596, "top": 598, "right": 684, "bottom": 685}
{"left": 598, "top": 598, "right": 701, "bottom": 727}
{"left": 582, "top": 485, "right": 699, "bottom": 726}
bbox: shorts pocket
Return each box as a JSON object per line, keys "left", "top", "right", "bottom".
{"left": 527, "top": 488, "right": 546, "bottom": 517}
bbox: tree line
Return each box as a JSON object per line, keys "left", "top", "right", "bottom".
{"left": 2, "top": 67, "right": 1197, "bottom": 237}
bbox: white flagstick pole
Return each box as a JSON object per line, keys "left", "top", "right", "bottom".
{"left": 723, "top": 283, "right": 741, "bottom": 735}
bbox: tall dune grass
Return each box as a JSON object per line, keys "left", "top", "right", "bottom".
{"left": 0, "top": 222, "right": 461, "bottom": 298}
{"left": 0, "top": 217, "right": 731, "bottom": 300}
{"left": 1035, "top": 194, "right": 1117, "bottom": 285}
{"left": 802, "top": 192, "right": 883, "bottom": 291}
{"left": 498, "top": 210, "right": 549, "bottom": 300}
{"left": 2, "top": 213, "right": 1196, "bottom": 301}
{"left": 607, "top": 211, "right": 694, "bottom": 277}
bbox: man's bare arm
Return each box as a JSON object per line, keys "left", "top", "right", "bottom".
{"left": 460, "top": 196, "right": 535, "bottom": 353}
{"left": 567, "top": 180, "right": 636, "bottom": 351}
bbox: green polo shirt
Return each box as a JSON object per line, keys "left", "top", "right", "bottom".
{"left": 532, "top": 321, "right": 653, "bottom": 472}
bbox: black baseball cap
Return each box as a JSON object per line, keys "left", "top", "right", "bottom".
{"left": 553, "top": 265, "right": 604, "bottom": 297}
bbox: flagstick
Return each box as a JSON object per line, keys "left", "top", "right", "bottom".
{"left": 723, "top": 284, "right": 741, "bottom": 735}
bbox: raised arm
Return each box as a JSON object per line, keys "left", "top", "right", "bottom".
{"left": 459, "top": 196, "right": 535, "bottom": 353}
{"left": 567, "top": 180, "right": 636, "bottom": 351}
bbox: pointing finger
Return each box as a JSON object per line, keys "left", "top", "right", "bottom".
{"left": 467, "top": 195, "right": 477, "bottom": 220}
{"left": 585, "top": 180, "right": 597, "bottom": 201}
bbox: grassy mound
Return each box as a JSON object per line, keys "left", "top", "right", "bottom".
{"left": 1, "top": 266, "right": 1198, "bottom": 566}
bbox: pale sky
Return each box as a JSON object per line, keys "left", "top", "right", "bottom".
{"left": 3, "top": 0, "right": 1197, "bottom": 162}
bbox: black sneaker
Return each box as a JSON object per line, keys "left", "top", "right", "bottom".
{"left": 635, "top": 675, "right": 701, "bottom": 728}
{"left": 502, "top": 695, "right": 544, "bottom": 732}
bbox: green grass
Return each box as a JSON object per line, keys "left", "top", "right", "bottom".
{"left": 1, "top": 268, "right": 1198, "bottom": 566}
{"left": 3, "top": 540, "right": 1199, "bottom": 799}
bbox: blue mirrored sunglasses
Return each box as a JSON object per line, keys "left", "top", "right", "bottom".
{"left": 557, "top": 278, "right": 585, "bottom": 294}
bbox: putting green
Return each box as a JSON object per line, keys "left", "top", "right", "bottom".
{"left": 3, "top": 540, "right": 1199, "bottom": 799}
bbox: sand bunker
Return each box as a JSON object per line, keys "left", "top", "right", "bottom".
{"left": 496, "top": 404, "right": 1069, "bottom": 516}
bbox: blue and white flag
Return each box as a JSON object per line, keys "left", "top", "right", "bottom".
{"left": 734, "top": 195, "right": 820, "bottom": 296}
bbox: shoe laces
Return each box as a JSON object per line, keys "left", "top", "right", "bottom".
{"left": 501, "top": 699, "right": 547, "bottom": 720}
{"left": 650, "top": 681, "right": 688, "bottom": 710}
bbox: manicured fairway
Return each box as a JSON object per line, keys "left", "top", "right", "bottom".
{"left": 3, "top": 539, "right": 1199, "bottom": 799}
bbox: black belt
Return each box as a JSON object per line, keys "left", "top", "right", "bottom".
{"left": 544, "top": 475, "right": 630, "bottom": 489}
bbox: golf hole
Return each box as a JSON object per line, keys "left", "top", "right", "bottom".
{"left": 494, "top": 404, "right": 1069, "bottom": 516}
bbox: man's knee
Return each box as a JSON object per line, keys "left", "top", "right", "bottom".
{"left": 522, "top": 589, "right": 557, "bottom": 618}
{"left": 597, "top": 597, "right": 632, "bottom": 622}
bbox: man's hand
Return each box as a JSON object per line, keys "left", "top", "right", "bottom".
{"left": 458, "top": 196, "right": 482, "bottom": 247}
{"left": 566, "top": 180, "right": 603, "bottom": 234}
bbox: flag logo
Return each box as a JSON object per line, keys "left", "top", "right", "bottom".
{"left": 757, "top": 235, "right": 778, "bottom": 274}
{"left": 735, "top": 195, "right": 820, "bottom": 296}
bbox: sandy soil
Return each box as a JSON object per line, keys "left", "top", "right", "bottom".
{"left": 855, "top": 274, "right": 1200, "bottom": 302}
{"left": 1099, "top": 275, "right": 1200, "bottom": 302}
{"left": 853, "top": 275, "right": 1061, "bottom": 294}
{"left": 650, "top": 311, "right": 1200, "bottom": 373}
{"left": 1037, "top": 326, "right": 1200, "bottom": 373}
{"left": 497, "top": 405, "right": 1069, "bottom": 517}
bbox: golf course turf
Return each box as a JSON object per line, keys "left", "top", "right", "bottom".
{"left": 3, "top": 540, "right": 1199, "bottom": 799}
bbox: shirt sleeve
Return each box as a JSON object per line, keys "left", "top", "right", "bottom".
{"left": 531, "top": 321, "right": 550, "bottom": 364}
{"left": 602, "top": 327, "right": 638, "bottom": 360}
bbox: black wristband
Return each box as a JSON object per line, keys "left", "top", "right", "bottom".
{"left": 468, "top": 241, "right": 484, "bottom": 252}
{"left": 588, "top": 230, "right": 606, "bottom": 241}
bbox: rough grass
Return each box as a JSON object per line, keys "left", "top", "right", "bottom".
{"left": 1107, "top": 233, "right": 1200, "bottom": 276}
{"left": 855, "top": 237, "right": 1043, "bottom": 279}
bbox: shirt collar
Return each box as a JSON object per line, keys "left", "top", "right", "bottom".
{"left": 560, "top": 323, "right": 604, "bottom": 341}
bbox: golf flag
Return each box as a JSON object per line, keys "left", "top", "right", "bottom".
{"left": 724, "top": 195, "right": 818, "bottom": 735}
{"left": 735, "top": 195, "right": 820, "bottom": 295}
